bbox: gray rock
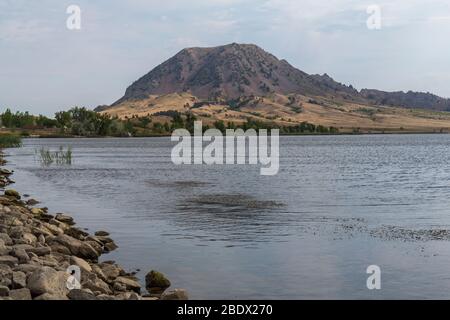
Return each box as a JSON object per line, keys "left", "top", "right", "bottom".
{"left": 100, "top": 263, "right": 121, "bottom": 281}
{"left": 69, "top": 256, "right": 92, "bottom": 273}
{"left": 0, "top": 240, "right": 9, "bottom": 256}
{"left": 12, "top": 271, "right": 27, "bottom": 289}
{"left": 55, "top": 213, "right": 75, "bottom": 226}
{"left": 11, "top": 248, "right": 30, "bottom": 264}
{"left": 82, "top": 277, "right": 113, "bottom": 295}
{"left": 114, "top": 276, "right": 141, "bottom": 293}
{"left": 4, "top": 189, "right": 20, "bottom": 199}
{"left": 26, "top": 199, "right": 40, "bottom": 206}
{"left": 13, "top": 263, "right": 42, "bottom": 274}
{"left": 145, "top": 270, "right": 171, "bottom": 293}
{"left": 26, "top": 246, "right": 51, "bottom": 256}
{"left": 9, "top": 288, "right": 32, "bottom": 300}
{"left": 94, "top": 231, "right": 110, "bottom": 237}
{"left": 115, "top": 292, "right": 141, "bottom": 300}
{"left": 104, "top": 241, "right": 118, "bottom": 252}
{"left": 161, "top": 289, "right": 189, "bottom": 300}
{"left": 26, "top": 266, "right": 69, "bottom": 297}
{"left": 113, "top": 281, "right": 127, "bottom": 292}
{"left": 34, "top": 293, "right": 69, "bottom": 300}
{"left": 51, "top": 234, "right": 99, "bottom": 260}
{"left": 0, "top": 285, "right": 9, "bottom": 297}
{"left": 0, "top": 255, "right": 18, "bottom": 267}
{"left": 0, "top": 233, "right": 13, "bottom": 246}
{"left": 65, "top": 227, "right": 89, "bottom": 240}
{"left": 21, "top": 232, "right": 37, "bottom": 245}
{"left": 96, "top": 294, "right": 115, "bottom": 300}
{"left": 67, "top": 289, "right": 98, "bottom": 300}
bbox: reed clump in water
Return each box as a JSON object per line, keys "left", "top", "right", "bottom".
{"left": 36, "top": 146, "right": 72, "bottom": 165}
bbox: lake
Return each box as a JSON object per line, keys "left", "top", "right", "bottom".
{"left": 5, "top": 134, "right": 450, "bottom": 299}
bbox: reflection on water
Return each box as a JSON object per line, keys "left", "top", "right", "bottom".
{"left": 6, "top": 135, "right": 450, "bottom": 299}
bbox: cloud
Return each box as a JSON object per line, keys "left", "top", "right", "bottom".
{"left": 1, "top": 0, "right": 450, "bottom": 114}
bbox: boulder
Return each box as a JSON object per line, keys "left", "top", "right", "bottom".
{"left": 0, "top": 233, "right": 12, "bottom": 245}
{"left": 55, "top": 213, "right": 75, "bottom": 225}
{"left": 11, "top": 248, "right": 30, "bottom": 264}
{"left": 115, "top": 292, "right": 141, "bottom": 300}
{"left": 26, "top": 199, "right": 40, "bottom": 206}
{"left": 30, "top": 208, "right": 44, "bottom": 215}
{"left": 66, "top": 227, "right": 89, "bottom": 240}
{"left": 9, "top": 288, "right": 32, "bottom": 300}
{"left": 114, "top": 276, "right": 141, "bottom": 293}
{"left": 94, "top": 231, "right": 110, "bottom": 237}
{"left": 0, "top": 255, "right": 18, "bottom": 268}
{"left": 26, "top": 246, "right": 51, "bottom": 256}
{"left": 69, "top": 256, "right": 92, "bottom": 273}
{"left": 0, "top": 240, "right": 9, "bottom": 256}
{"left": 4, "top": 189, "right": 20, "bottom": 199}
{"left": 99, "top": 263, "right": 121, "bottom": 281}
{"left": 26, "top": 266, "right": 69, "bottom": 297}
{"left": 0, "top": 285, "right": 9, "bottom": 297}
{"left": 161, "top": 289, "right": 189, "bottom": 300}
{"left": 145, "top": 270, "right": 171, "bottom": 293}
{"left": 21, "top": 232, "right": 37, "bottom": 245}
{"left": 34, "top": 293, "right": 69, "bottom": 300}
{"left": 51, "top": 234, "right": 99, "bottom": 260}
{"left": 13, "top": 263, "right": 42, "bottom": 274}
{"left": 67, "top": 289, "right": 98, "bottom": 300}
{"left": 113, "top": 281, "right": 127, "bottom": 292}
{"left": 11, "top": 271, "right": 27, "bottom": 289}
{"left": 82, "top": 277, "right": 112, "bottom": 295}
{"left": 104, "top": 241, "right": 118, "bottom": 252}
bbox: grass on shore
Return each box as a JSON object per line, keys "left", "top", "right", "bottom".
{"left": 0, "top": 134, "right": 22, "bottom": 148}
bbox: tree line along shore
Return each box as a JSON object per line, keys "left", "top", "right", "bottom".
{"left": 0, "top": 107, "right": 339, "bottom": 138}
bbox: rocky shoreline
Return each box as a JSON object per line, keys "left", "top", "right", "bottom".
{"left": 0, "top": 149, "right": 188, "bottom": 300}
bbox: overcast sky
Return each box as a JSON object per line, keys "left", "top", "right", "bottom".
{"left": 1, "top": 0, "right": 450, "bottom": 115}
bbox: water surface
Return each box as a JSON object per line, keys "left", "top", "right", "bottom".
{"left": 5, "top": 135, "right": 450, "bottom": 299}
